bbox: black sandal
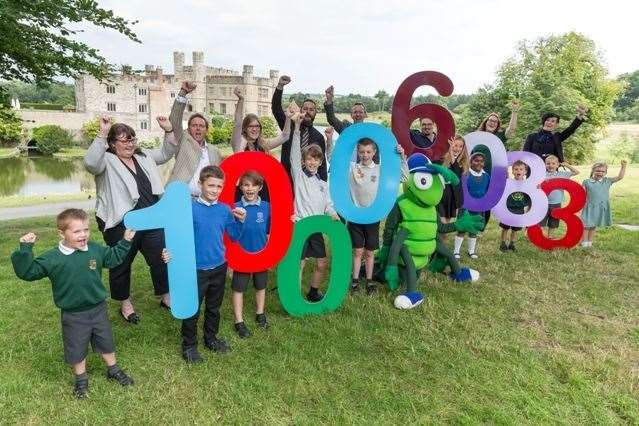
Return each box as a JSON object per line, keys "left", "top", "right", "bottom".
{"left": 159, "top": 300, "right": 171, "bottom": 310}
{"left": 120, "top": 310, "right": 140, "bottom": 324}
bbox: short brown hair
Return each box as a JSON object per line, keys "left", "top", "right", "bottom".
{"left": 239, "top": 170, "right": 264, "bottom": 186}
{"left": 357, "top": 137, "right": 378, "bottom": 151}
{"left": 512, "top": 160, "right": 527, "bottom": 171}
{"left": 199, "top": 165, "right": 225, "bottom": 182}
{"left": 57, "top": 208, "right": 88, "bottom": 231}
{"left": 188, "top": 113, "right": 209, "bottom": 129}
{"left": 302, "top": 144, "right": 324, "bottom": 161}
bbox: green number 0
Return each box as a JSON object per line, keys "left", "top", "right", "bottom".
{"left": 276, "top": 215, "right": 352, "bottom": 317}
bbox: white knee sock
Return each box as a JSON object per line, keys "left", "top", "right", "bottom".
{"left": 454, "top": 236, "right": 464, "bottom": 254}
{"left": 468, "top": 237, "right": 477, "bottom": 254}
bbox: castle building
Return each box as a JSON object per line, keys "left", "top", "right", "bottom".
{"left": 19, "top": 51, "right": 279, "bottom": 141}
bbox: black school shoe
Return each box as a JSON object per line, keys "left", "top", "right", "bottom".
{"left": 74, "top": 378, "right": 89, "bottom": 399}
{"left": 204, "top": 337, "right": 231, "bottom": 353}
{"left": 255, "top": 313, "right": 269, "bottom": 329}
{"left": 366, "top": 282, "right": 378, "bottom": 295}
{"left": 306, "top": 289, "right": 324, "bottom": 302}
{"left": 182, "top": 346, "right": 203, "bottom": 364}
{"left": 106, "top": 368, "right": 134, "bottom": 386}
{"left": 499, "top": 242, "right": 509, "bottom": 252}
{"left": 234, "top": 322, "right": 251, "bottom": 338}
{"left": 508, "top": 242, "right": 516, "bottom": 251}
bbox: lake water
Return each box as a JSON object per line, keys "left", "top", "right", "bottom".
{"left": 0, "top": 157, "right": 174, "bottom": 198}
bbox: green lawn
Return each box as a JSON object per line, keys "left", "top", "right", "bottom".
{"left": 0, "top": 169, "right": 637, "bottom": 424}
{"left": 0, "top": 192, "right": 95, "bottom": 208}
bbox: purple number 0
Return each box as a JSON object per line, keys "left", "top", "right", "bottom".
{"left": 462, "top": 131, "right": 508, "bottom": 211}
{"left": 491, "top": 151, "right": 548, "bottom": 227}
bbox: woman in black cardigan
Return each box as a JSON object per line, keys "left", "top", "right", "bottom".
{"left": 523, "top": 105, "right": 588, "bottom": 162}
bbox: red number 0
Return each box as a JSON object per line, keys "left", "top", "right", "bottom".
{"left": 527, "top": 178, "right": 586, "bottom": 250}
{"left": 391, "top": 71, "right": 455, "bottom": 162}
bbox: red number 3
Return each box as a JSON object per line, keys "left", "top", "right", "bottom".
{"left": 527, "top": 178, "right": 586, "bottom": 250}
{"left": 391, "top": 71, "right": 455, "bottom": 162}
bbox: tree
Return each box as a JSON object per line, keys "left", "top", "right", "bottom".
{"left": 0, "top": 105, "right": 23, "bottom": 145}
{"left": 614, "top": 70, "right": 639, "bottom": 111}
{"left": 459, "top": 32, "right": 623, "bottom": 163}
{"left": 81, "top": 117, "right": 100, "bottom": 144}
{"left": 0, "top": 1, "right": 140, "bottom": 85}
{"left": 374, "top": 90, "right": 390, "bottom": 112}
{"left": 260, "top": 116, "right": 278, "bottom": 138}
{"left": 0, "top": 81, "right": 75, "bottom": 106}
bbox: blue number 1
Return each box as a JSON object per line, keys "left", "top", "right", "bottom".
{"left": 123, "top": 182, "right": 198, "bottom": 319}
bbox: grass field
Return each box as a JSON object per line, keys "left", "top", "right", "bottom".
{"left": 0, "top": 164, "right": 637, "bottom": 423}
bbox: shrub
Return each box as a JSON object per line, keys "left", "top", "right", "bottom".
{"left": 32, "top": 124, "right": 72, "bottom": 155}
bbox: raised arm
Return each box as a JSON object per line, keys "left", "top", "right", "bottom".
{"left": 84, "top": 116, "right": 111, "bottom": 175}
{"left": 170, "top": 81, "right": 195, "bottom": 138}
{"left": 146, "top": 116, "right": 178, "bottom": 164}
{"left": 324, "top": 85, "right": 346, "bottom": 133}
{"left": 504, "top": 100, "right": 520, "bottom": 139}
{"left": 271, "top": 75, "right": 291, "bottom": 130}
{"left": 290, "top": 116, "right": 303, "bottom": 179}
{"left": 610, "top": 160, "right": 627, "bottom": 183}
{"left": 11, "top": 235, "right": 48, "bottom": 282}
{"left": 558, "top": 105, "right": 588, "bottom": 142}
{"left": 560, "top": 162, "right": 580, "bottom": 176}
{"left": 231, "top": 87, "right": 246, "bottom": 152}
{"left": 263, "top": 116, "right": 292, "bottom": 150}
{"left": 324, "top": 127, "right": 335, "bottom": 159}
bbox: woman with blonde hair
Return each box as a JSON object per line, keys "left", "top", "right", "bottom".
{"left": 437, "top": 135, "right": 469, "bottom": 225}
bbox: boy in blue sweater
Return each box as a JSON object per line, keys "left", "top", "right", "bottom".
{"left": 176, "top": 165, "right": 246, "bottom": 363}
{"left": 231, "top": 171, "right": 271, "bottom": 338}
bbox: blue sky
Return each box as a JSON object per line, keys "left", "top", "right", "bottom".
{"left": 79, "top": 0, "right": 639, "bottom": 95}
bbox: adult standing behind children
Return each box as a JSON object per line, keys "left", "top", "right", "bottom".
{"left": 323, "top": 85, "right": 367, "bottom": 133}
{"left": 523, "top": 105, "right": 588, "bottom": 162}
{"left": 474, "top": 100, "right": 520, "bottom": 172}
{"left": 272, "top": 75, "right": 328, "bottom": 188}
{"left": 167, "top": 81, "right": 223, "bottom": 197}
{"left": 410, "top": 117, "right": 437, "bottom": 149}
{"left": 84, "top": 116, "right": 176, "bottom": 324}
{"left": 231, "top": 86, "right": 292, "bottom": 201}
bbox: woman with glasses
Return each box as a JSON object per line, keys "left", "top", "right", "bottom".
{"left": 84, "top": 116, "right": 177, "bottom": 324}
{"left": 475, "top": 100, "right": 520, "bottom": 172}
{"left": 230, "top": 86, "right": 291, "bottom": 201}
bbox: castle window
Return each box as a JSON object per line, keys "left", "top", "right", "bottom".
{"left": 219, "top": 103, "right": 226, "bottom": 114}
{"left": 259, "top": 88, "right": 268, "bottom": 99}
{"left": 140, "top": 121, "right": 148, "bottom": 130}
{"left": 170, "top": 92, "right": 176, "bottom": 98}
{"left": 139, "top": 104, "right": 148, "bottom": 113}
{"left": 106, "top": 85, "right": 115, "bottom": 94}
{"left": 138, "top": 88, "right": 147, "bottom": 96}
{"left": 209, "top": 103, "right": 215, "bottom": 112}
{"left": 188, "top": 104, "right": 193, "bottom": 112}
{"left": 107, "top": 102, "right": 116, "bottom": 112}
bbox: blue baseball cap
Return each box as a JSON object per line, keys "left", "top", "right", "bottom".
{"left": 407, "top": 153, "right": 440, "bottom": 174}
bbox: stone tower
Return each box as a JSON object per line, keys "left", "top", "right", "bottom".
{"left": 191, "top": 51, "right": 207, "bottom": 113}
{"left": 173, "top": 51, "right": 185, "bottom": 80}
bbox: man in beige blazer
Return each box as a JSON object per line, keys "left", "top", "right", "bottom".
{"left": 168, "top": 82, "right": 223, "bottom": 196}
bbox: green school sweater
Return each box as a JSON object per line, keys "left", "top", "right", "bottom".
{"left": 11, "top": 240, "right": 131, "bottom": 312}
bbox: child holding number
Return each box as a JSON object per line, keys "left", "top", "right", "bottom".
{"left": 438, "top": 135, "right": 470, "bottom": 225}
{"left": 168, "top": 165, "right": 246, "bottom": 363}
{"left": 11, "top": 209, "right": 135, "bottom": 399}
{"left": 231, "top": 171, "right": 271, "bottom": 338}
{"left": 540, "top": 155, "right": 579, "bottom": 237}
{"left": 346, "top": 137, "right": 408, "bottom": 294}
{"left": 499, "top": 161, "right": 531, "bottom": 252}
{"left": 454, "top": 151, "right": 489, "bottom": 259}
{"left": 289, "top": 102, "right": 339, "bottom": 302}
{"left": 580, "top": 160, "right": 627, "bottom": 247}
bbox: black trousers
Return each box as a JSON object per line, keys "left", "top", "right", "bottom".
{"left": 181, "top": 264, "right": 227, "bottom": 348}
{"left": 98, "top": 217, "right": 169, "bottom": 301}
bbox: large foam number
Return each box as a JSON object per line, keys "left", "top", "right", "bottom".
{"left": 461, "top": 131, "right": 508, "bottom": 212}
{"left": 491, "top": 151, "right": 548, "bottom": 227}
{"left": 123, "top": 182, "right": 197, "bottom": 319}
{"left": 527, "top": 178, "right": 586, "bottom": 250}
{"left": 276, "top": 215, "right": 352, "bottom": 317}
{"left": 329, "top": 123, "right": 401, "bottom": 224}
{"left": 219, "top": 151, "right": 294, "bottom": 273}
{"left": 391, "top": 71, "right": 455, "bottom": 161}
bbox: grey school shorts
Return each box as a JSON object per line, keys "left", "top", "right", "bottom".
{"left": 61, "top": 301, "right": 115, "bottom": 364}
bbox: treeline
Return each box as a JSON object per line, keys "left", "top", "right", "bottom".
{"left": 0, "top": 81, "right": 75, "bottom": 107}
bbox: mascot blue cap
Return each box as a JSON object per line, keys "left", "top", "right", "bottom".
{"left": 407, "top": 153, "right": 440, "bottom": 174}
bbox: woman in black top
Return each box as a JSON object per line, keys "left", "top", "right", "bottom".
{"left": 523, "top": 105, "right": 588, "bottom": 162}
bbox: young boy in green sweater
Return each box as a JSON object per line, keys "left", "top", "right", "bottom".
{"left": 11, "top": 208, "right": 135, "bottom": 399}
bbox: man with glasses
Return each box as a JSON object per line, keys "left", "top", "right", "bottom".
{"left": 410, "top": 117, "right": 437, "bottom": 149}
{"left": 167, "top": 81, "right": 223, "bottom": 196}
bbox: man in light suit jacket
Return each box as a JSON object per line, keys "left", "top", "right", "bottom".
{"left": 168, "top": 81, "right": 223, "bottom": 196}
